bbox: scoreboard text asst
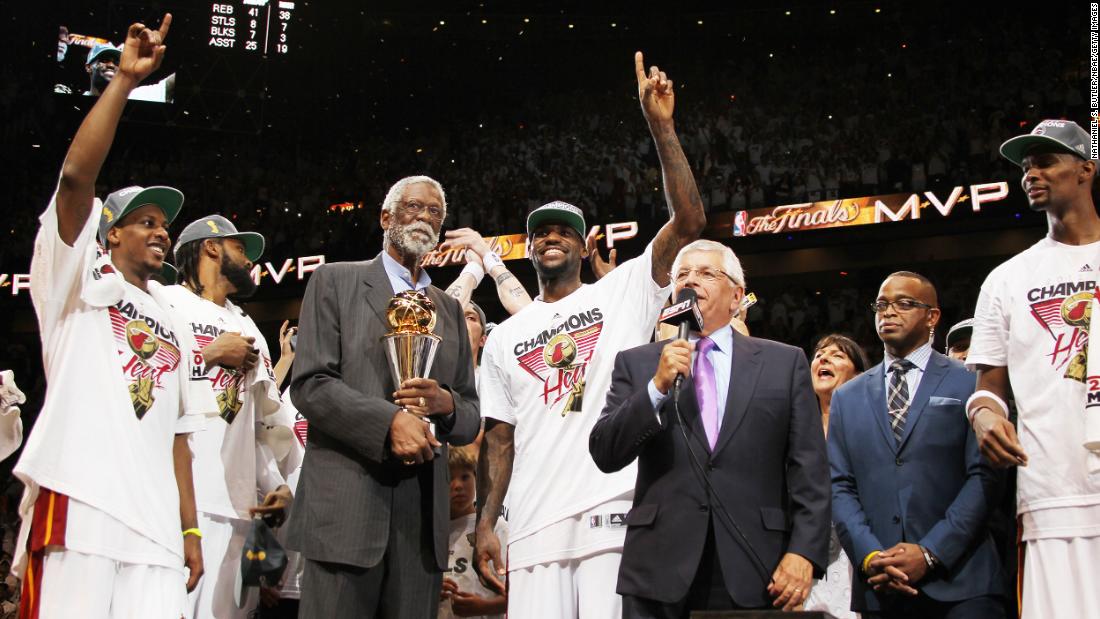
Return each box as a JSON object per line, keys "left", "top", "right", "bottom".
{"left": 209, "top": 0, "right": 293, "bottom": 54}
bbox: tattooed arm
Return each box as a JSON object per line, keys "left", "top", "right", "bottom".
{"left": 474, "top": 419, "right": 515, "bottom": 593}
{"left": 442, "top": 228, "right": 533, "bottom": 315}
{"left": 444, "top": 249, "right": 484, "bottom": 310}
{"left": 634, "top": 51, "right": 706, "bottom": 287}
{"left": 491, "top": 269, "right": 532, "bottom": 315}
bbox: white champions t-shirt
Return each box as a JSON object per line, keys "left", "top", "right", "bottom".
{"left": 479, "top": 242, "right": 670, "bottom": 566}
{"left": 158, "top": 286, "right": 285, "bottom": 521}
{"left": 273, "top": 389, "right": 305, "bottom": 600}
{"left": 969, "top": 236, "right": 1100, "bottom": 540}
{"left": 438, "top": 513, "right": 508, "bottom": 619}
{"left": 15, "top": 194, "right": 212, "bottom": 569}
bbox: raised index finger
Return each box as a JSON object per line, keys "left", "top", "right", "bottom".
{"left": 158, "top": 13, "right": 173, "bottom": 41}
{"left": 634, "top": 51, "right": 647, "bottom": 84}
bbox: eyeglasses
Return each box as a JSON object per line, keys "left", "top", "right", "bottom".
{"left": 870, "top": 299, "right": 933, "bottom": 313}
{"left": 398, "top": 200, "right": 445, "bottom": 221}
{"left": 672, "top": 267, "right": 736, "bottom": 284}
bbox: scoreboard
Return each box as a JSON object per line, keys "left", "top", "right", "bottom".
{"left": 209, "top": 0, "right": 293, "bottom": 55}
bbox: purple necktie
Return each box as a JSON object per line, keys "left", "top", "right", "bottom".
{"left": 694, "top": 336, "right": 719, "bottom": 449}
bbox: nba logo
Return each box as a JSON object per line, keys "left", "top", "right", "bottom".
{"left": 733, "top": 210, "right": 748, "bottom": 237}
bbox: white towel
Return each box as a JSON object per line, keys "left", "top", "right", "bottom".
{"left": 0, "top": 370, "right": 26, "bottom": 461}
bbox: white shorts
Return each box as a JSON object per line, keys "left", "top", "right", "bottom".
{"left": 507, "top": 550, "right": 622, "bottom": 619}
{"left": 29, "top": 548, "right": 186, "bottom": 619}
{"left": 184, "top": 512, "right": 255, "bottom": 619}
{"left": 1021, "top": 535, "right": 1100, "bottom": 619}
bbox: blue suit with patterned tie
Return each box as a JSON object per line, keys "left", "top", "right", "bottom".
{"left": 828, "top": 349, "right": 1004, "bottom": 616}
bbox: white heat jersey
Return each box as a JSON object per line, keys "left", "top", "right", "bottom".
{"left": 479, "top": 242, "right": 670, "bottom": 565}
{"left": 16, "top": 193, "right": 211, "bottom": 570}
{"left": 969, "top": 236, "right": 1100, "bottom": 540}
{"left": 157, "top": 285, "right": 285, "bottom": 520}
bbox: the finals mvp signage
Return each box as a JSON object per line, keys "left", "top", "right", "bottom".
{"left": 420, "top": 223, "right": 640, "bottom": 267}
{"left": 0, "top": 183, "right": 1010, "bottom": 297}
{"left": 709, "top": 182, "right": 1010, "bottom": 238}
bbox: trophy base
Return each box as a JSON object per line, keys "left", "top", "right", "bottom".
{"left": 381, "top": 331, "right": 442, "bottom": 391}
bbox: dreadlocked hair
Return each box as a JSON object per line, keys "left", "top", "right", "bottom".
{"left": 175, "top": 239, "right": 208, "bottom": 296}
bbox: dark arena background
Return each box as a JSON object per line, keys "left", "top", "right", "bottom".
{"left": 0, "top": 0, "right": 1091, "bottom": 610}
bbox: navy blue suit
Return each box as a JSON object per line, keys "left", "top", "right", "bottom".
{"left": 829, "top": 351, "right": 1004, "bottom": 615}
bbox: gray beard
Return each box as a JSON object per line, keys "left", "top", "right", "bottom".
{"left": 387, "top": 220, "right": 439, "bottom": 257}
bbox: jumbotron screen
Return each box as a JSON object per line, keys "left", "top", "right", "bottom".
{"left": 55, "top": 24, "right": 177, "bottom": 104}
{"left": 53, "top": 1, "right": 296, "bottom": 105}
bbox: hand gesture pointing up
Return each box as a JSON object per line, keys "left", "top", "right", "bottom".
{"left": 118, "top": 13, "right": 172, "bottom": 84}
{"left": 635, "top": 51, "right": 675, "bottom": 125}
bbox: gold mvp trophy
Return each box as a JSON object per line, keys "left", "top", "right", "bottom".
{"left": 381, "top": 291, "right": 442, "bottom": 447}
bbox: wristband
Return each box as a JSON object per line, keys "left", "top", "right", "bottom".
{"left": 182, "top": 528, "right": 202, "bottom": 539}
{"left": 460, "top": 259, "right": 485, "bottom": 285}
{"left": 482, "top": 251, "right": 504, "bottom": 272}
{"left": 966, "top": 390, "right": 1009, "bottom": 424}
{"left": 862, "top": 550, "right": 881, "bottom": 574}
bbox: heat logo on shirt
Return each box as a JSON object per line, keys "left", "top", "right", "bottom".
{"left": 1027, "top": 280, "right": 1095, "bottom": 383}
{"left": 193, "top": 329, "right": 246, "bottom": 424}
{"left": 514, "top": 309, "right": 603, "bottom": 414}
{"left": 109, "top": 303, "right": 181, "bottom": 420}
{"left": 293, "top": 411, "right": 308, "bottom": 446}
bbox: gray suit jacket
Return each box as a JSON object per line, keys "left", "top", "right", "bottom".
{"left": 287, "top": 253, "right": 480, "bottom": 569}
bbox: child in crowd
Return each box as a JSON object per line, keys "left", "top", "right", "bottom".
{"left": 440, "top": 446, "right": 507, "bottom": 619}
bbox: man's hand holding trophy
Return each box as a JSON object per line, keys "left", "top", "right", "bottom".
{"left": 385, "top": 290, "right": 455, "bottom": 465}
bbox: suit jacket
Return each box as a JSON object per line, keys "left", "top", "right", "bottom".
{"left": 287, "top": 253, "right": 480, "bottom": 570}
{"left": 829, "top": 351, "right": 1004, "bottom": 612}
{"left": 589, "top": 332, "right": 830, "bottom": 607}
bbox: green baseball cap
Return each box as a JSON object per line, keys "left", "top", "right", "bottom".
{"left": 85, "top": 42, "right": 122, "bottom": 65}
{"left": 98, "top": 185, "right": 185, "bottom": 246}
{"left": 526, "top": 201, "right": 586, "bottom": 239}
{"left": 155, "top": 262, "right": 178, "bottom": 285}
{"left": 174, "top": 214, "right": 265, "bottom": 262}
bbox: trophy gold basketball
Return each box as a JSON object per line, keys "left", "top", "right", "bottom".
{"left": 380, "top": 290, "right": 442, "bottom": 389}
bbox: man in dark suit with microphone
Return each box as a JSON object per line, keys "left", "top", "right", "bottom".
{"left": 590, "top": 239, "right": 830, "bottom": 617}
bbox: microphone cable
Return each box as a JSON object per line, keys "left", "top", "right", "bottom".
{"left": 671, "top": 393, "right": 775, "bottom": 586}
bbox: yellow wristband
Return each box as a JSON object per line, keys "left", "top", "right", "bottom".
{"left": 182, "top": 528, "right": 203, "bottom": 539}
{"left": 862, "top": 550, "right": 881, "bottom": 574}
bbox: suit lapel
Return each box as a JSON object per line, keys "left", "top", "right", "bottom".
{"left": 422, "top": 285, "right": 451, "bottom": 383}
{"left": 711, "top": 333, "right": 762, "bottom": 458}
{"left": 897, "top": 352, "right": 950, "bottom": 451}
{"left": 423, "top": 285, "right": 446, "bottom": 333}
{"left": 362, "top": 253, "right": 395, "bottom": 327}
{"left": 865, "top": 363, "right": 897, "bottom": 453}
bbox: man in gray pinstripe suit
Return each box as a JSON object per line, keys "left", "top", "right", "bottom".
{"left": 288, "top": 175, "right": 481, "bottom": 618}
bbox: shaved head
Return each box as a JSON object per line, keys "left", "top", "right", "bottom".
{"left": 886, "top": 271, "right": 938, "bottom": 307}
